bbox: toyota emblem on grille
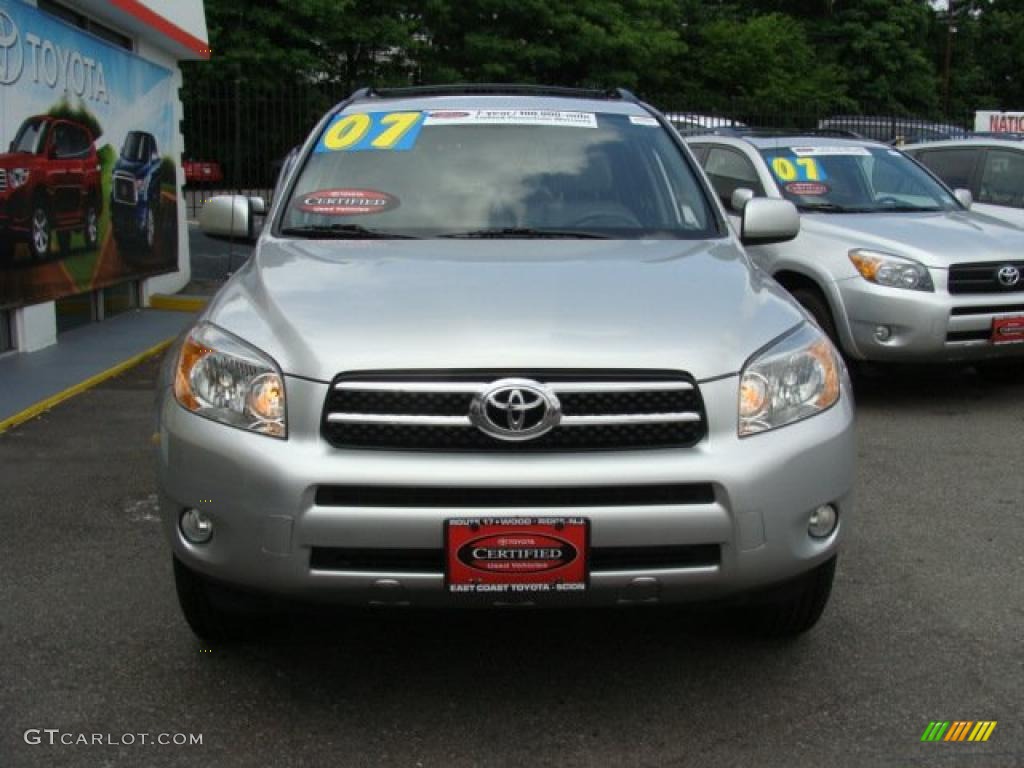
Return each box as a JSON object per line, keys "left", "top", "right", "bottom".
{"left": 470, "top": 379, "right": 561, "bottom": 441}
{"left": 997, "top": 265, "right": 1021, "bottom": 288}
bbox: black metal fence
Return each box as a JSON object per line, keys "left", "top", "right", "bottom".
{"left": 179, "top": 82, "right": 974, "bottom": 218}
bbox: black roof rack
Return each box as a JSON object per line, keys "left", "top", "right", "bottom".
{"left": 358, "top": 84, "right": 637, "bottom": 101}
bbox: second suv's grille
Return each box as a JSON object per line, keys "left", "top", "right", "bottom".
{"left": 0, "top": 169, "right": 7, "bottom": 191}
{"left": 323, "top": 372, "right": 708, "bottom": 452}
{"left": 949, "top": 261, "right": 1024, "bottom": 294}
{"left": 113, "top": 173, "right": 137, "bottom": 205}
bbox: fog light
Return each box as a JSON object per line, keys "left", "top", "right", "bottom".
{"left": 808, "top": 504, "right": 838, "bottom": 538}
{"left": 180, "top": 508, "right": 213, "bottom": 544}
{"left": 874, "top": 325, "right": 892, "bottom": 342}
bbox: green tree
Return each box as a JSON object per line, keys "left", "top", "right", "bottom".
{"left": 674, "top": 13, "right": 851, "bottom": 116}
{"left": 816, "top": 0, "right": 941, "bottom": 115}
{"left": 415, "top": 0, "right": 685, "bottom": 94}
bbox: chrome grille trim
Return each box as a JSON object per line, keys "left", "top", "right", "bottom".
{"left": 327, "top": 413, "right": 473, "bottom": 427}
{"left": 0, "top": 169, "right": 7, "bottom": 191}
{"left": 322, "top": 372, "right": 708, "bottom": 451}
{"left": 112, "top": 172, "right": 138, "bottom": 205}
{"left": 332, "top": 380, "right": 694, "bottom": 394}
{"left": 560, "top": 413, "right": 701, "bottom": 426}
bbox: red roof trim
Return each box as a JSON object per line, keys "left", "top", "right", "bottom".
{"left": 107, "top": 0, "right": 210, "bottom": 59}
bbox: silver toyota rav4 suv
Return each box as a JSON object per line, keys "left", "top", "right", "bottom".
{"left": 687, "top": 134, "right": 1024, "bottom": 372}
{"left": 157, "top": 86, "right": 856, "bottom": 641}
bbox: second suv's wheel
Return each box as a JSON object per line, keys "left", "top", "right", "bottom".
{"left": 144, "top": 203, "right": 156, "bottom": 251}
{"left": 789, "top": 287, "right": 839, "bottom": 347}
{"left": 29, "top": 205, "right": 51, "bottom": 260}
{"left": 173, "top": 556, "right": 270, "bottom": 643}
{"left": 744, "top": 556, "right": 838, "bottom": 638}
{"left": 84, "top": 205, "right": 99, "bottom": 251}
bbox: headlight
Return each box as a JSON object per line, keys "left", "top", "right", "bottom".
{"left": 848, "top": 249, "right": 933, "bottom": 291}
{"left": 10, "top": 168, "right": 30, "bottom": 188}
{"left": 739, "top": 324, "right": 841, "bottom": 437}
{"left": 173, "top": 323, "right": 286, "bottom": 438}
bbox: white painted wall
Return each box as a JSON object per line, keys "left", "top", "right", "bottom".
{"left": 15, "top": 302, "right": 57, "bottom": 352}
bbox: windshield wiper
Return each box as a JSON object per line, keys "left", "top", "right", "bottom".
{"left": 439, "top": 227, "right": 610, "bottom": 239}
{"left": 796, "top": 203, "right": 873, "bottom": 214}
{"left": 868, "top": 205, "right": 944, "bottom": 213}
{"left": 280, "top": 224, "right": 419, "bottom": 239}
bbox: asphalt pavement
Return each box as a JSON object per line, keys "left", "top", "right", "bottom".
{"left": 1, "top": 358, "right": 1021, "bottom": 768}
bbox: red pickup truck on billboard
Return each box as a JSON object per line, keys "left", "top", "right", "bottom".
{"left": 0, "top": 115, "right": 102, "bottom": 262}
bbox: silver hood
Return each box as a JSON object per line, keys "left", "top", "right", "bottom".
{"left": 803, "top": 209, "right": 1024, "bottom": 269}
{"left": 202, "top": 238, "right": 805, "bottom": 382}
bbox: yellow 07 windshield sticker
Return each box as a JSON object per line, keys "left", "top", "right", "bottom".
{"left": 768, "top": 155, "right": 828, "bottom": 182}
{"left": 316, "top": 111, "right": 425, "bottom": 153}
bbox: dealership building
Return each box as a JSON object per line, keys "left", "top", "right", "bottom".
{"left": 0, "top": 0, "right": 208, "bottom": 355}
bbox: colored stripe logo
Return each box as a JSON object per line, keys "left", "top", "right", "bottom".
{"left": 921, "top": 721, "right": 997, "bottom": 742}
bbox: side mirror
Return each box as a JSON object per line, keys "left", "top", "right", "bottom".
{"left": 199, "top": 195, "right": 264, "bottom": 242}
{"left": 730, "top": 187, "right": 755, "bottom": 213}
{"left": 740, "top": 198, "right": 800, "bottom": 246}
{"left": 954, "top": 188, "right": 973, "bottom": 210}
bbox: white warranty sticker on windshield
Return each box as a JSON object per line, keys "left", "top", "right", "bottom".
{"left": 790, "top": 146, "right": 872, "bottom": 157}
{"left": 423, "top": 109, "right": 597, "bottom": 128}
{"left": 629, "top": 115, "right": 659, "bottom": 126}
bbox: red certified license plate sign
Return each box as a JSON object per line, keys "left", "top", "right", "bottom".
{"left": 445, "top": 517, "right": 588, "bottom": 596}
{"left": 992, "top": 316, "right": 1024, "bottom": 344}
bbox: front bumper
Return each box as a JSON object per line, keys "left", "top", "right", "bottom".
{"left": 836, "top": 273, "right": 1024, "bottom": 362}
{"left": 111, "top": 200, "right": 146, "bottom": 235}
{"left": 156, "top": 375, "right": 856, "bottom": 607}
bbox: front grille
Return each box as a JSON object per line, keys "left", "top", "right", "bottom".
{"left": 0, "top": 169, "right": 7, "bottom": 191}
{"left": 949, "top": 262, "right": 1024, "bottom": 294}
{"left": 322, "top": 371, "right": 708, "bottom": 452}
{"left": 315, "top": 483, "right": 716, "bottom": 508}
{"left": 112, "top": 173, "right": 137, "bottom": 205}
{"left": 309, "top": 544, "right": 721, "bottom": 573}
{"left": 951, "top": 303, "right": 1024, "bottom": 316}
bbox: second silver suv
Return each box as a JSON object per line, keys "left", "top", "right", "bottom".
{"left": 159, "top": 86, "right": 855, "bottom": 641}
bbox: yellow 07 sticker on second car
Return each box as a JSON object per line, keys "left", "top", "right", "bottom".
{"left": 316, "top": 112, "right": 425, "bottom": 153}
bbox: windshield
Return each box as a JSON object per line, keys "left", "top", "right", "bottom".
{"left": 121, "top": 132, "right": 148, "bottom": 162}
{"left": 280, "top": 109, "right": 717, "bottom": 238}
{"left": 759, "top": 144, "right": 959, "bottom": 213}
{"left": 11, "top": 119, "right": 48, "bottom": 155}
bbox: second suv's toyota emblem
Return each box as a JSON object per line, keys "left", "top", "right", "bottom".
{"left": 997, "top": 265, "right": 1021, "bottom": 288}
{"left": 470, "top": 379, "right": 561, "bottom": 441}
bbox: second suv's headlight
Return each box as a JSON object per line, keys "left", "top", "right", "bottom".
{"left": 739, "top": 324, "right": 841, "bottom": 437}
{"left": 849, "top": 249, "right": 934, "bottom": 291}
{"left": 173, "top": 323, "right": 286, "bottom": 438}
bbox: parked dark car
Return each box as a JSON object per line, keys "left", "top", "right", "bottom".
{"left": 817, "top": 116, "right": 968, "bottom": 145}
{"left": 111, "top": 131, "right": 163, "bottom": 254}
{"left": 0, "top": 114, "right": 102, "bottom": 262}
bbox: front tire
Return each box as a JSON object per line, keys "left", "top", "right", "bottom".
{"left": 790, "top": 287, "right": 839, "bottom": 348}
{"left": 745, "top": 556, "right": 837, "bottom": 638}
{"left": 84, "top": 204, "right": 99, "bottom": 250}
{"left": 173, "top": 556, "right": 269, "bottom": 643}
{"left": 29, "top": 205, "right": 51, "bottom": 260}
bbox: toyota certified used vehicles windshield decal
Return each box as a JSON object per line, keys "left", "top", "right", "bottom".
{"left": 295, "top": 188, "right": 399, "bottom": 216}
